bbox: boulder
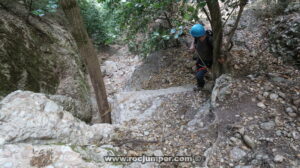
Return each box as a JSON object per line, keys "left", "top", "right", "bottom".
{"left": 48, "top": 95, "right": 92, "bottom": 123}
{"left": 257, "top": 102, "right": 267, "bottom": 109}
{"left": 112, "top": 85, "right": 194, "bottom": 124}
{"left": 260, "top": 121, "right": 275, "bottom": 130}
{"left": 0, "top": 144, "right": 98, "bottom": 168}
{"left": 274, "top": 154, "right": 285, "bottom": 163}
{"left": 230, "top": 147, "right": 247, "bottom": 161}
{"left": 0, "top": 143, "right": 145, "bottom": 168}
{"left": 211, "top": 74, "right": 233, "bottom": 107}
{"left": 0, "top": 2, "right": 92, "bottom": 122}
{"left": 0, "top": 91, "right": 115, "bottom": 145}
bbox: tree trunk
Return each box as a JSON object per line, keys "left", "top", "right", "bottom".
{"left": 205, "top": 0, "right": 248, "bottom": 80}
{"left": 59, "top": 0, "right": 111, "bottom": 123}
{"left": 205, "top": 0, "right": 224, "bottom": 80}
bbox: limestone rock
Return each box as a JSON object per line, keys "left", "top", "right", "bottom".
{"left": 102, "top": 61, "right": 118, "bottom": 76}
{"left": 112, "top": 85, "right": 194, "bottom": 124}
{"left": 234, "top": 166, "right": 252, "bottom": 168}
{"left": 278, "top": 92, "right": 286, "bottom": 99}
{"left": 0, "top": 91, "right": 115, "bottom": 145}
{"left": 285, "top": 107, "right": 294, "bottom": 113}
{"left": 269, "top": 93, "right": 279, "bottom": 100}
{"left": 242, "top": 135, "right": 256, "bottom": 149}
{"left": 0, "top": 143, "right": 132, "bottom": 168}
{"left": 187, "top": 101, "right": 211, "bottom": 129}
{"left": 73, "top": 145, "right": 121, "bottom": 164}
{"left": 260, "top": 121, "right": 275, "bottom": 130}
{"left": 288, "top": 112, "right": 297, "bottom": 117}
{"left": 292, "top": 131, "right": 300, "bottom": 140}
{"left": 211, "top": 74, "right": 233, "bottom": 107}
{"left": 257, "top": 102, "right": 266, "bottom": 109}
{"left": 274, "top": 155, "right": 284, "bottom": 163}
{"left": 48, "top": 95, "right": 92, "bottom": 122}
{"left": 0, "top": 144, "right": 96, "bottom": 167}
{"left": 0, "top": 2, "right": 92, "bottom": 121}
{"left": 230, "top": 147, "right": 247, "bottom": 161}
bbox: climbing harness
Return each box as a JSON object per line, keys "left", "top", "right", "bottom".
{"left": 196, "top": 66, "right": 207, "bottom": 72}
{"left": 195, "top": 50, "right": 209, "bottom": 72}
{"left": 194, "top": 34, "right": 213, "bottom": 72}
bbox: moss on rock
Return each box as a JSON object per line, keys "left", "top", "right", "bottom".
{"left": 0, "top": 3, "right": 92, "bottom": 122}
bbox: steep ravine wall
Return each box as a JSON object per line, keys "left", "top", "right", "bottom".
{"left": 0, "top": 1, "right": 92, "bottom": 122}
{"left": 268, "top": 3, "right": 300, "bottom": 68}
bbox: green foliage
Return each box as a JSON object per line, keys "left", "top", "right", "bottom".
{"left": 100, "top": 0, "right": 208, "bottom": 56}
{"left": 78, "top": 0, "right": 120, "bottom": 45}
{"left": 28, "top": 0, "right": 58, "bottom": 16}
{"left": 217, "top": 0, "right": 240, "bottom": 24}
{"left": 26, "top": 0, "right": 248, "bottom": 56}
{"left": 26, "top": 0, "right": 118, "bottom": 45}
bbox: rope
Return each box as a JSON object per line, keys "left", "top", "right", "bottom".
{"left": 195, "top": 50, "right": 210, "bottom": 72}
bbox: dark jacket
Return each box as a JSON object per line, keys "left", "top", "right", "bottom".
{"left": 194, "top": 34, "right": 213, "bottom": 68}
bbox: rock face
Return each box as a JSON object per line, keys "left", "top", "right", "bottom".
{"left": 125, "top": 50, "right": 171, "bottom": 91}
{"left": 0, "top": 143, "right": 160, "bottom": 168}
{"left": 112, "top": 85, "right": 194, "bottom": 124}
{"left": 211, "top": 74, "right": 233, "bottom": 108}
{"left": 0, "top": 144, "right": 99, "bottom": 168}
{"left": 269, "top": 4, "right": 300, "bottom": 68}
{"left": 48, "top": 95, "right": 92, "bottom": 122}
{"left": 0, "top": 90, "right": 161, "bottom": 167}
{"left": 0, "top": 91, "right": 114, "bottom": 146}
{"left": 0, "top": 1, "right": 92, "bottom": 121}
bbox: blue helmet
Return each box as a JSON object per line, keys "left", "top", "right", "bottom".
{"left": 190, "top": 24, "right": 206, "bottom": 37}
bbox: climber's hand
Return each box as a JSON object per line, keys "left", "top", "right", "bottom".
{"left": 189, "top": 43, "right": 195, "bottom": 53}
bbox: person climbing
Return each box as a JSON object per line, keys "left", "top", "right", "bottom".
{"left": 189, "top": 24, "right": 213, "bottom": 91}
